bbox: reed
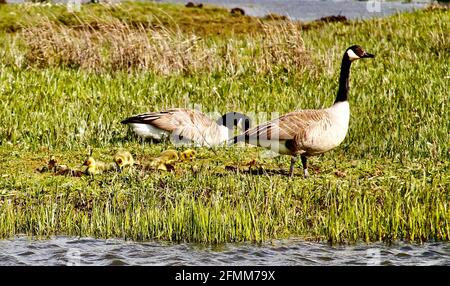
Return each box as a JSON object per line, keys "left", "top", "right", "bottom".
{"left": 20, "top": 18, "right": 308, "bottom": 74}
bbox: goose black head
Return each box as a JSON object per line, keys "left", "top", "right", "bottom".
{"left": 217, "top": 112, "right": 252, "bottom": 133}
{"left": 345, "top": 45, "right": 375, "bottom": 62}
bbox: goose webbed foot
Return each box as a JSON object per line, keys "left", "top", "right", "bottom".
{"left": 303, "top": 169, "right": 310, "bottom": 178}
{"left": 289, "top": 156, "right": 309, "bottom": 178}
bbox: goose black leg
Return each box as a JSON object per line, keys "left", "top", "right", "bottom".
{"left": 301, "top": 155, "right": 309, "bottom": 178}
{"left": 289, "top": 156, "right": 297, "bottom": 178}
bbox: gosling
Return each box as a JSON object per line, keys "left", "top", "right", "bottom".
{"left": 83, "top": 157, "right": 116, "bottom": 175}
{"left": 179, "top": 149, "right": 196, "bottom": 161}
{"left": 114, "top": 150, "right": 135, "bottom": 170}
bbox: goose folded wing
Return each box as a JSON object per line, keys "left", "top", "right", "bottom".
{"left": 171, "top": 112, "right": 222, "bottom": 145}
{"left": 241, "top": 110, "right": 327, "bottom": 141}
{"left": 122, "top": 108, "right": 192, "bottom": 131}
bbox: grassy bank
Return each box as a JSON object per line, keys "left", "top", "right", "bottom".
{"left": 0, "top": 1, "right": 294, "bottom": 36}
{"left": 0, "top": 2, "right": 449, "bottom": 243}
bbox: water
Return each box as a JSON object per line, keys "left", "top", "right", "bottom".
{"left": 161, "top": 0, "right": 428, "bottom": 21}
{"left": 1, "top": 236, "right": 449, "bottom": 265}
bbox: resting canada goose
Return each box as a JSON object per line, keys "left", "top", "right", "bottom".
{"left": 122, "top": 109, "right": 251, "bottom": 147}
{"left": 232, "top": 45, "right": 374, "bottom": 177}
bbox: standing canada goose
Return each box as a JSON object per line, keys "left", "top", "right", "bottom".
{"left": 232, "top": 45, "right": 374, "bottom": 177}
{"left": 122, "top": 109, "right": 251, "bottom": 147}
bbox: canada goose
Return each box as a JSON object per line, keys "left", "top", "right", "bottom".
{"left": 122, "top": 109, "right": 251, "bottom": 147}
{"left": 83, "top": 157, "right": 116, "bottom": 175}
{"left": 232, "top": 45, "right": 374, "bottom": 177}
{"left": 114, "top": 150, "right": 135, "bottom": 169}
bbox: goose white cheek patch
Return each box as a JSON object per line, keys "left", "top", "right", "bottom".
{"left": 347, "top": 49, "right": 360, "bottom": 61}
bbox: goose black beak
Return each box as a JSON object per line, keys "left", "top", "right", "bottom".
{"left": 363, "top": 52, "right": 375, "bottom": 58}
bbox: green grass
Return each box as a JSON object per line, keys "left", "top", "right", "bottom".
{"left": 0, "top": 146, "right": 448, "bottom": 243}
{"left": 0, "top": 2, "right": 449, "bottom": 243}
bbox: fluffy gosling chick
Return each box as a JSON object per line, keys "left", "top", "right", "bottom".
{"left": 155, "top": 162, "right": 175, "bottom": 172}
{"left": 83, "top": 157, "right": 102, "bottom": 175}
{"left": 148, "top": 149, "right": 179, "bottom": 171}
{"left": 156, "top": 149, "right": 179, "bottom": 164}
{"left": 114, "top": 150, "right": 135, "bottom": 170}
{"left": 83, "top": 157, "right": 116, "bottom": 175}
{"left": 179, "top": 149, "right": 196, "bottom": 161}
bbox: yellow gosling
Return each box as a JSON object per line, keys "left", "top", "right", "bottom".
{"left": 114, "top": 150, "right": 135, "bottom": 169}
{"left": 83, "top": 157, "right": 102, "bottom": 175}
{"left": 145, "top": 159, "right": 175, "bottom": 172}
{"left": 179, "top": 149, "right": 196, "bottom": 161}
{"left": 157, "top": 149, "right": 179, "bottom": 164}
{"left": 156, "top": 161, "right": 174, "bottom": 171}
{"left": 83, "top": 157, "right": 116, "bottom": 175}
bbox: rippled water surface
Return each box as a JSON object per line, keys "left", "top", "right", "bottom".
{"left": 162, "top": 0, "right": 427, "bottom": 21}
{"left": 1, "top": 236, "right": 449, "bottom": 265}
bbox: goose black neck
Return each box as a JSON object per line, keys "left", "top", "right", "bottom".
{"left": 334, "top": 56, "right": 352, "bottom": 104}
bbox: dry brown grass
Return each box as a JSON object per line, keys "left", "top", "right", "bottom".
{"left": 259, "top": 22, "right": 309, "bottom": 73}
{"left": 21, "top": 19, "right": 309, "bottom": 74}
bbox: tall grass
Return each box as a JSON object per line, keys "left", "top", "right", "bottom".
{"left": 20, "top": 18, "right": 308, "bottom": 74}
{"left": 0, "top": 3, "right": 449, "bottom": 243}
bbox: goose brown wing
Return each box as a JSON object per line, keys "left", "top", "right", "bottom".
{"left": 122, "top": 108, "right": 220, "bottom": 143}
{"left": 239, "top": 109, "right": 328, "bottom": 141}
{"left": 121, "top": 108, "right": 185, "bottom": 130}
{"left": 170, "top": 110, "right": 220, "bottom": 142}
